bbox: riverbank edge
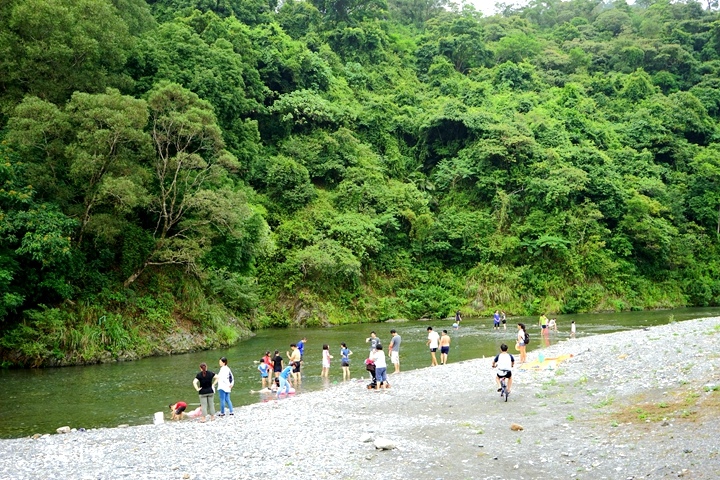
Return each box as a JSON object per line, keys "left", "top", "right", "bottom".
{"left": 0, "top": 323, "right": 255, "bottom": 368}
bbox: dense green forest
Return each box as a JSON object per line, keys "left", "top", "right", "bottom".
{"left": 3, "top": 0, "right": 720, "bottom": 366}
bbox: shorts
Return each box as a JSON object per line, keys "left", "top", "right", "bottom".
{"left": 293, "top": 362, "right": 301, "bottom": 373}
{"left": 497, "top": 370, "right": 512, "bottom": 379}
{"left": 502, "top": 320, "right": 506, "bottom": 324}
{"left": 175, "top": 405, "right": 187, "bottom": 415}
{"left": 390, "top": 351, "right": 399, "bottom": 364}
{"left": 375, "top": 367, "right": 387, "bottom": 384}
{"left": 322, "top": 360, "right": 330, "bottom": 368}
{"left": 541, "top": 325, "right": 547, "bottom": 329}
{"left": 518, "top": 341, "right": 526, "bottom": 347}
{"left": 494, "top": 321, "right": 500, "bottom": 326}
{"left": 440, "top": 346, "right": 450, "bottom": 354}
{"left": 430, "top": 347, "right": 438, "bottom": 353}
{"left": 261, "top": 374, "right": 268, "bottom": 378}
{"left": 341, "top": 360, "right": 350, "bottom": 367}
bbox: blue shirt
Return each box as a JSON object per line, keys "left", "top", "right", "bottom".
{"left": 258, "top": 363, "right": 269, "bottom": 377}
{"left": 297, "top": 340, "right": 305, "bottom": 356}
{"left": 341, "top": 348, "right": 350, "bottom": 362}
{"left": 280, "top": 366, "right": 293, "bottom": 379}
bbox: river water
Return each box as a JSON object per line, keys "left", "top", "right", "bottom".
{"left": 1, "top": 307, "right": 718, "bottom": 439}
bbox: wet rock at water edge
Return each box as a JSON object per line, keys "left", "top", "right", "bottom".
{"left": 56, "top": 426, "right": 71, "bottom": 434}
{"left": 510, "top": 423, "right": 524, "bottom": 431}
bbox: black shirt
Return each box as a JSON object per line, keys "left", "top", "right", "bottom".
{"left": 273, "top": 355, "right": 283, "bottom": 372}
{"left": 195, "top": 371, "right": 215, "bottom": 395}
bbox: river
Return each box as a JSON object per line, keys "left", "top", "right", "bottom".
{"left": 1, "top": 307, "right": 718, "bottom": 439}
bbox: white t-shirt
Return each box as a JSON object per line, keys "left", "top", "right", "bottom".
{"left": 427, "top": 331, "right": 440, "bottom": 349}
{"left": 494, "top": 352, "right": 514, "bottom": 371}
{"left": 372, "top": 350, "right": 387, "bottom": 369}
{"left": 217, "top": 365, "right": 234, "bottom": 392}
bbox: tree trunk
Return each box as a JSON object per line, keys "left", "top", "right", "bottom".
{"left": 123, "top": 261, "right": 148, "bottom": 288}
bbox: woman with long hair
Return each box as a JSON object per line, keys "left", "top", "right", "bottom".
{"left": 516, "top": 323, "right": 528, "bottom": 364}
{"left": 192, "top": 362, "right": 216, "bottom": 421}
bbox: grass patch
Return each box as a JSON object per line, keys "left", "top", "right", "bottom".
{"left": 593, "top": 396, "right": 615, "bottom": 409}
{"left": 611, "top": 386, "right": 720, "bottom": 427}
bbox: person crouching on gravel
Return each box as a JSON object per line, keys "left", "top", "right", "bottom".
{"left": 169, "top": 401, "right": 187, "bottom": 420}
{"left": 492, "top": 344, "right": 515, "bottom": 394}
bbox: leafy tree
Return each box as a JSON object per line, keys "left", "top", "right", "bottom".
{"left": 123, "top": 82, "right": 243, "bottom": 286}
{"left": 0, "top": 0, "right": 134, "bottom": 116}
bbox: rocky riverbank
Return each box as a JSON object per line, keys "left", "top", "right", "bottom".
{"left": 2, "top": 317, "right": 719, "bottom": 479}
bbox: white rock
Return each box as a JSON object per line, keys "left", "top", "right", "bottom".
{"left": 374, "top": 438, "right": 396, "bottom": 450}
{"left": 360, "top": 433, "right": 374, "bottom": 443}
{"left": 56, "top": 426, "right": 71, "bottom": 434}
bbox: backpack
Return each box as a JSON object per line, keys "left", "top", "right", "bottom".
{"left": 228, "top": 370, "right": 233, "bottom": 384}
{"left": 524, "top": 332, "right": 530, "bottom": 345}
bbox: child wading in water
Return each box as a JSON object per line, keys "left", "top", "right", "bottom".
{"left": 321, "top": 344, "right": 333, "bottom": 377}
{"left": 340, "top": 342, "right": 352, "bottom": 380}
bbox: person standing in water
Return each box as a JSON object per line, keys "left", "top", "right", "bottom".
{"left": 365, "top": 331, "right": 381, "bottom": 352}
{"left": 439, "top": 330, "right": 451, "bottom": 365}
{"left": 571, "top": 320, "right": 576, "bottom": 339}
{"left": 427, "top": 326, "right": 440, "bottom": 366}
{"left": 388, "top": 329, "right": 401, "bottom": 373}
{"left": 321, "top": 344, "right": 333, "bottom": 377}
{"left": 287, "top": 344, "right": 302, "bottom": 384}
{"left": 340, "top": 343, "right": 352, "bottom": 380}
{"left": 272, "top": 350, "right": 283, "bottom": 381}
{"left": 217, "top": 357, "right": 234, "bottom": 417}
{"left": 501, "top": 310, "right": 507, "bottom": 330}
{"left": 516, "top": 323, "right": 528, "bottom": 364}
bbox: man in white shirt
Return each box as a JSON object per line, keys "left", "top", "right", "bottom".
{"left": 491, "top": 344, "right": 515, "bottom": 394}
{"left": 426, "top": 326, "right": 440, "bottom": 366}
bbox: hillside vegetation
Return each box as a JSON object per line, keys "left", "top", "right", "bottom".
{"left": 2, "top": 0, "right": 720, "bottom": 365}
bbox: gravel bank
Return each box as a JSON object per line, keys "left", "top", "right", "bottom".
{"left": 2, "top": 317, "right": 719, "bottom": 480}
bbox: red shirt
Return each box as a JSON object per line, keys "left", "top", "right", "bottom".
{"left": 176, "top": 401, "right": 187, "bottom": 409}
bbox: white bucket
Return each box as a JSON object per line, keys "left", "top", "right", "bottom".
{"left": 153, "top": 411, "right": 164, "bottom": 425}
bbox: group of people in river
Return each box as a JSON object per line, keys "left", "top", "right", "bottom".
{"left": 169, "top": 311, "right": 579, "bottom": 420}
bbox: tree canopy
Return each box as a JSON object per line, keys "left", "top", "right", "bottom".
{"left": 3, "top": 0, "right": 720, "bottom": 364}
